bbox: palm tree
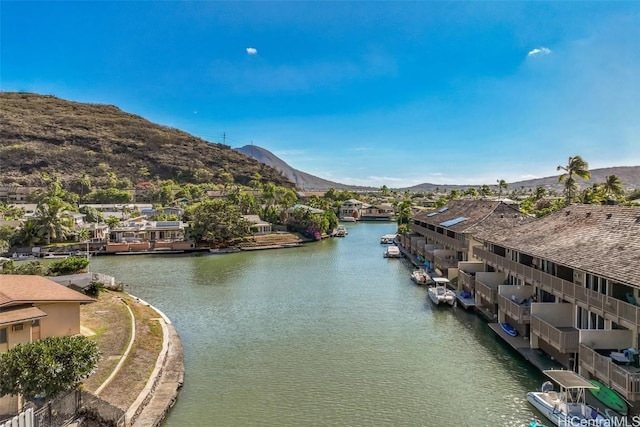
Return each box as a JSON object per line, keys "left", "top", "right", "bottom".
{"left": 533, "top": 186, "right": 547, "bottom": 201}
{"left": 496, "top": 179, "right": 508, "bottom": 198}
{"left": 34, "top": 196, "right": 73, "bottom": 245}
{"left": 602, "top": 175, "right": 624, "bottom": 202}
{"left": 557, "top": 156, "right": 591, "bottom": 205}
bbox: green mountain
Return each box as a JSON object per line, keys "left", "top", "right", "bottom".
{"left": 0, "top": 92, "right": 294, "bottom": 189}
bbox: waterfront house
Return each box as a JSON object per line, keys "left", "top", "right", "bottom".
{"left": 471, "top": 205, "right": 640, "bottom": 404}
{"left": 106, "top": 219, "right": 192, "bottom": 252}
{"left": 0, "top": 275, "right": 94, "bottom": 416}
{"left": 339, "top": 199, "right": 364, "bottom": 221}
{"left": 243, "top": 215, "right": 272, "bottom": 235}
{"left": 360, "top": 203, "right": 395, "bottom": 221}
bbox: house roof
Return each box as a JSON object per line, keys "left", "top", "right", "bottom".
{"left": 0, "top": 275, "right": 95, "bottom": 307}
{"left": 413, "top": 200, "right": 534, "bottom": 235}
{"left": 0, "top": 306, "right": 48, "bottom": 326}
{"left": 475, "top": 205, "right": 640, "bottom": 287}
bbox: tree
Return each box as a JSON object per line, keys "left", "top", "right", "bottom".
{"left": 78, "top": 205, "right": 105, "bottom": 224}
{"left": 557, "top": 156, "right": 591, "bottom": 205}
{"left": 396, "top": 200, "right": 413, "bottom": 226}
{"left": 78, "top": 173, "right": 92, "bottom": 202}
{"left": 602, "top": 175, "right": 624, "bottom": 202}
{"left": 0, "top": 336, "right": 99, "bottom": 403}
{"left": 496, "top": 179, "right": 508, "bottom": 198}
{"left": 186, "top": 199, "right": 250, "bottom": 246}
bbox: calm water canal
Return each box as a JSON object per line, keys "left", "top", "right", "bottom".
{"left": 90, "top": 222, "right": 545, "bottom": 426}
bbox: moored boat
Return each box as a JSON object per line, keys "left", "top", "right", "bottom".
{"left": 526, "top": 370, "right": 607, "bottom": 426}
{"left": 500, "top": 322, "right": 518, "bottom": 337}
{"left": 427, "top": 277, "right": 456, "bottom": 306}
{"left": 380, "top": 234, "right": 397, "bottom": 244}
{"left": 383, "top": 245, "right": 401, "bottom": 258}
{"left": 410, "top": 269, "right": 432, "bottom": 285}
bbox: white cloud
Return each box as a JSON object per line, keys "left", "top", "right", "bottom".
{"left": 527, "top": 47, "right": 551, "bottom": 57}
{"left": 246, "top": 47, "right": 257, "bottom": 55}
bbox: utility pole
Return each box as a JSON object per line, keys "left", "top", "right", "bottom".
{"left": 223, "top": 132, "right": 226, "bottom": 145}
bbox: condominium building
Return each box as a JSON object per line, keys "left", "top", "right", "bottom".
{"left": 470, "top": 204, "right": 640, "bottom": 403}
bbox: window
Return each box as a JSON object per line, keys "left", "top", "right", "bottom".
{"left": 12, "top": 324, "right": 24, "bottom": 332}
{"left": 32, "top": 319, "right": 40, "bottom": 327}
{"left": 0, "top": 328, "right": 6, "bottom": 344}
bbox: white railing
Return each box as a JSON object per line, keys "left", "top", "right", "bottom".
{"left": 1, "top": 408, "right": 33, "bottom": 427}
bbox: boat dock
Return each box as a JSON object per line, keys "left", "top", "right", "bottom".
{"left": 455, "top": 291, "right": 476, "bottom": 309}
{"left": 487, "top": 323, "right": 562, "bottom": 371}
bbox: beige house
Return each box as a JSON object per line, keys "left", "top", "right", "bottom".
{"left": 0, "top": 275, "right": 94, "bottom": 416}
{"left": 471, "top": 205, "right": 640, "bottom": 404}
{"left": 339, "top": 199, "right": 364, "bottom": 221}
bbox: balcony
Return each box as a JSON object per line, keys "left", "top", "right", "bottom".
{"left": 580, "top": 344, "right": 640, "bottom": 401}
{"left": 498, "top": 294, "right": 531, "bottom": 323}
{"left": 409, "top": 224, "right": 467, "bottom": 251}
{"left": 530, "top": 315, "right": 579, "bottom": 353}
{"left": 473, "top": 246, "right": 640, "bottom": 327}
{"left": 476, "top": 279, "right": 499, "bottom": 305}
{"left": 458, "top": 270, "right": 475, "bottom": 293}
{"left": 433, "top": 254, "right": 458, "bottom": 270}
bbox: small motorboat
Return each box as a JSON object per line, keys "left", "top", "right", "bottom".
{"left": 410, "top": 269, "right": 431, "bottom": 285}
{"left": 527, "top": 370, "right": 607, "bottom": 426}
{"left": 383, "top": 245, "right": 401, "bottom": 258}
{"left": 500, "top": 322, "right": 518, "bottom": 337}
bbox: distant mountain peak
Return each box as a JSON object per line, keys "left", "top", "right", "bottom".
{"left": 234, "top": 145, "right": 367, "bottom": 191}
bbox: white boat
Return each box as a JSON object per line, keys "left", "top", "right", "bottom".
{"left": 340, "top": 217, "right": 356, "bottom": 222}
{"left": 410, "top": 269, "right": 432, "bottom": 285}
{"left": 427, "top": 277, "right": 456, "bottom": 306}
{"left": 527, "top": 370, "right": 608, "bottom": 426}
{"left": 380, "top": 234, "right": 397, "bottom": 244}
{"left": 383, "top": 245, "right": 401, "bottom": 258}
{"left": 335, "top": 226, "right": 348, "bottom": 237}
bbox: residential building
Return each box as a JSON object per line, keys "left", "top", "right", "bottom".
{"left": 471, "top": 205, "right": 640, "bottom": 403}
{"left": 360, "top": 203, "right": 395, "bottom": 221}
{"left": 243, "top": 215, "right": 272, "bottom": 235}
{"left": 0, "top": 275, "right": 94, "bottom": 415}
{"left": 339, "top": 199, "right": 364, "bottom": 221}
{"left": 401, "top": 199, "right": 532, "bottom": 282}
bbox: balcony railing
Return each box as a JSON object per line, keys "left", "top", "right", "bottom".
{"left": 530, "top": 315, "right": 579, "bottom": 353}
{"left": 498, "top": 294, "right": 531, "bottom": 323}
{"left": 476, "top": 279, "right": 498, "bottom": 304}
{"left": 579, "top": 344, "right": 640, "bottom": 401}
{"left": 433, "top": 254, "right": 458, "bottom": 270}
{"left": 473, "top": 246, "right": 640, "bottom": 326}
{"left": 458, "top": 270, "right": 475, "bottom": 292}
{"left": 409, "top": 223, "right": 467, "bottom": 251}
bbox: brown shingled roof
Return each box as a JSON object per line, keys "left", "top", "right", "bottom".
{"left": 413, "top": 199, "right": 534, "bottom": 234}
{"left": 476, "top": 205, "right": 640, "bottom": 286}
{"left": 0, "top": 306, "right": 48, "bottom": 326}
{"left": 0, "top": 275, "right": 95, "bottom": 307}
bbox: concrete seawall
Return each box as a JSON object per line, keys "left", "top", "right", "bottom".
{"left": 127, "top": 299, "right": 184, "bottom": 427}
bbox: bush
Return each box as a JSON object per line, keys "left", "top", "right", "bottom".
{"left": 84, "top": 281, "right": 101, "bottom": 297}
{"left": 48, "top": 256, "right": 90, "bottom": 275}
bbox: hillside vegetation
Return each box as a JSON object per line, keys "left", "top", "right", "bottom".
{"left": 0, "top": 92, "right": 293, "bottom": 188}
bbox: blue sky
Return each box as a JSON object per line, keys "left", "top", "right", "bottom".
{"left": 2, "top": 2, "right": 639, "bottom": 188}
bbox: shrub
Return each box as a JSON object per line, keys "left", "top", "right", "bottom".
{"left": 48, "top": 256, "right": 90, "bottom": 275}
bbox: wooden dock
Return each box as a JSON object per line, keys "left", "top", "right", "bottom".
{"left": 488, "top": 323, "right": 562, "bottom": 371}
